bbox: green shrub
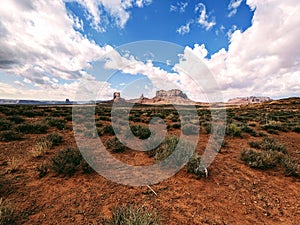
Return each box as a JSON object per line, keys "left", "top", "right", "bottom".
{"left": 46, "top": 118, "right": 66, "bottom": 130}
{"left": 154, "top": 136, "right": 179, "bottom": 161}
{"left": 106, "top": 137, "right": 126, "bottom": 153}
{"left": 36, "top": 163, "right": 49, "bottom": 178}
{"left": 0, "top": 198, "right": 16, "bottom": 225}
{"left": 187, "top": 153, "right": 208, "bottom": 178}
{"left": 102, "top": 205, "right": 161, "bottom": 225}
{"left": 226, "top": 123, "right": 242, "bottom": 137}
{"left": 0, "top": 131, "right": 22, "bottom": 142}
{"left": 292, "top": 126, "right": 300, "bottom": 133}
{"left": 51, "top": 148, "right": 83, "bottom": 176}
{"left": 44, "top": 133, "right": 63, "bottom": 147}
{"left": 280, "top": 155, "right": 300, "bottom": 177}
{"left": 182, "top": 124, "right": 199, "bottom": 135}
{"left": 130, "top": 125, "right": 151, "bottom": 140}
{"left": 16, "top": 123, "right": 48, "bottom": 134}
{"left": 103, "top": 125, "right": 120, "bottom": 135}
{"left": 0, "top": 119, "right": 12, "bottom": 131}
{"left": 242, "top": 125, "right": 257, "bottom": 136}
{"left": 7, "top": 116, "right": 24, "bottom": 124}
{"left": 241, "top": 149, "right": 282, "bottom": 169}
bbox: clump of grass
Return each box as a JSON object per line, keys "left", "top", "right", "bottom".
{"left": 106, "top": 137, "right": 126, "bottom": 153}
{"left": 102, "top": 205, "right": 161, "bottom": 225}
{"left": 46, "top": 118, "right": 66, "bottom": 130}
{"left": 7, "top": 116, "right": 24, "bottom": 124}
{"left": 36, "top": 162, "right": 49, "bottom": 178}
{"left": 103, "top": 125, "right": 119, "bottom": 135}
{"left": 0, "top": 131, "right": 22, "bottom": 142}
{"left": 31, "top": 133, "right": 63, "bottom": 158}
{"left": 242, "top": 124, "right": 257, "bottom": 136}
{"left": 0, "top": 198, "right": 17, "bottom": 225}
{"left": 187, "top": 152, "right": 208, "bottom": 178}
{"left": 248, "top": 137, "right": 286, "bottom": 153}
{"left": 44, "top": 133, "right": 63, "bottom": 147}
{"left": 16, "top": 123, "right": 48, "bottom": 134}
{"left": 0, "top": 119, "right": 12, "bottom": 131}
{"left": 182, "top": 124, "right": 199, "bottom": 135}
{"left": 50, "top": 148, "right": 83, "bottom": 176}
{"left": 6, "top": 157, "right": 21, "bottom": 174}
{"left": 241, "top": 149, "right": 282, "bottom": 169}
{"left": 280, "top": 155, "right": 300, "bottom": 177}
{"left": 154, "top": 136, "right": 179, "bottom": 161}
{"left": 226, "top": 123, "right": 242, "bottom": 137}
{"left": 130, "top": 125, "right": 151, "bottom": 140}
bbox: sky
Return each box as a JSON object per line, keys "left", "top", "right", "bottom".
{"left": 0, "top": 0, "right": 299, "bottom": 101}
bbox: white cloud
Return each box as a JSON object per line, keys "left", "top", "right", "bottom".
{"left": 0, "top": 75, "right": 115, "bottom": 101}
{"left": 65, "top": 0, "right": 152, "bottom": 30}
{"left": 177, "top": 21, "right": 193, "bottom": 35}
{"left": 170, "top": 2, "right": 188, "bottom": 13}
{"left": 187, "top": 0, "right": 300, "bottom": 100}
{"left": 195, "top": 3, "right": 216, "bottom": 30}
{"left": 228, "top": 0, "right": 243, "bottom": 17}
{"left": 0, "top": 0, "right": 112, "bottom": 86}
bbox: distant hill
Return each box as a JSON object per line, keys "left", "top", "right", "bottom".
{"left": 227, "top": 96, "right": 272, "bottom": 105}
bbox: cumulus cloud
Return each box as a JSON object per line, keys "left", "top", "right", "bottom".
{"left": 187, "top": 0, "right": 300, "bottom": 100}
{"left": 177, "top": 21, "right": 193, "bottom": 35}
{"left": 195, "top": 3, "right": 216, "bottom": 30}
{"left": 0, "top": 0, "right": 115, "bottom": 90}
{"left": 228, "top": 0, "right": 243, "bottom": 17}
{"left": 170, "top": 2, "right": 188, "bottom": 13}
{"left": 65, "top": 0, "right": 152, "bottom": 31}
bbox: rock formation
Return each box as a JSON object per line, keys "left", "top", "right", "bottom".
{"left": 228, "top": 96, "right": 272, "bottom": 105}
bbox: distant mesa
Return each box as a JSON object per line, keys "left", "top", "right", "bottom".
{"left": 227, "top": 96, "right": 272, "bottom": 105}
{"left": 132, "top": 89, "right": 194, "bottom": 105}
{"left": 112, "top": 92, "right": 125, "bottom": 103}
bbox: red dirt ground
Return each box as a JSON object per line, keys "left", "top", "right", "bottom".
{"left": 0, "top": 107, "right": 299, "bottom": 224}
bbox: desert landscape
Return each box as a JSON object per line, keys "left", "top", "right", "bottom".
{"left": 0, "top": 92, "right": 299, "bottom": 225}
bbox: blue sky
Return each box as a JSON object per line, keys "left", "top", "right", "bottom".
{"left": 0, "top": 0, "right": 299, "bottom": 101}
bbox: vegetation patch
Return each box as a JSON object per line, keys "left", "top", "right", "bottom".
{"left": 102, "top": 205, "right": 161, "bottom": 225}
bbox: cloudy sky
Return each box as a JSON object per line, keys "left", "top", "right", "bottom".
{"left": 0, "top": 0, "right": 299, "bottom": 101}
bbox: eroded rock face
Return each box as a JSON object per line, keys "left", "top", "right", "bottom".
{"left": 113, "top": 92, "right": 125, "bottom": 102}
{"left": 156, "top": 89, "right": 188, "bottom": 99}
{"left": 228, "top": 96, "right": 272, "bottom": 104}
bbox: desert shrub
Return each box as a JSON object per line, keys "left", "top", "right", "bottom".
{"left": 51, "top": 148, "right": 83, "bottom": 176}
{"left": 130, "top": 125, "right": 151, "bottom": 140}
{"left": 65, "top": 115, "right": 72, "bottom": 121}
{"left": 6, "top": 157, "right": 21, "bottom": 173}
{"left": 154, "top": 136, "right": 179, "bottom": 161}
{"left": 45, "top": 133, "right": 63, "bottom": 147}
{"left": 171, "top": 123, "right": 181, "bottom": 129}
{"left": 16, "top": 123, "right": 48, "bottom": 134}
{"left": 203, "top": 122, "right": 211, "bottom": 134}
{"left": 241, "top": 149, "right": 282, "bottom": 169}
{"left": 292, "top": 126, "right": 300, "bottom": 133}
{"left": 0, "top": 131, "right": 22, "bottom": 142}
{"left": 106, "top": 137, "right": 126, "bottom": 153}
{"left": 102, "top": 205, "right": 161, "bottom": 225}
{"left": 182, "top": 124, "right": 199, "bottom": 135}
{"left": 262, "top": 121, "right": 288, "bottom": 133}
{"left": 226, "top": 123, "right": 242, "bottom": 137}
{"left": 36, "top": 163, "right": 49, "bottom": 178}
{"left": 280, "top": 155, "right": 300, "bottom": 177}
{"left": 248, "top": 137, "right": 286, "bottom": 153}
{"left": 7, "top": 116, "right": 24, "bottom": 124}
{"left": 187, "top": 152, "right": 208, "bottom": 178}
{"left": 0, "top": 198, "right": 17, "bottom": 225}
{"left": 99, "top": 116, "right": 110, "bottom": 121}
{"left": 46, "top": 118, "right": 66, "bottom": 130}
{"left": 242, "top": 125, "right": 257, "bottom": 136}
{"left": 260, "top": 137, "right": 287, "bottom": 153}
{"left": 103, "top": 125, "right": 120, "bottom": 135}
{"left": 0, "top": 119, "right": 12, "bottom": 131}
